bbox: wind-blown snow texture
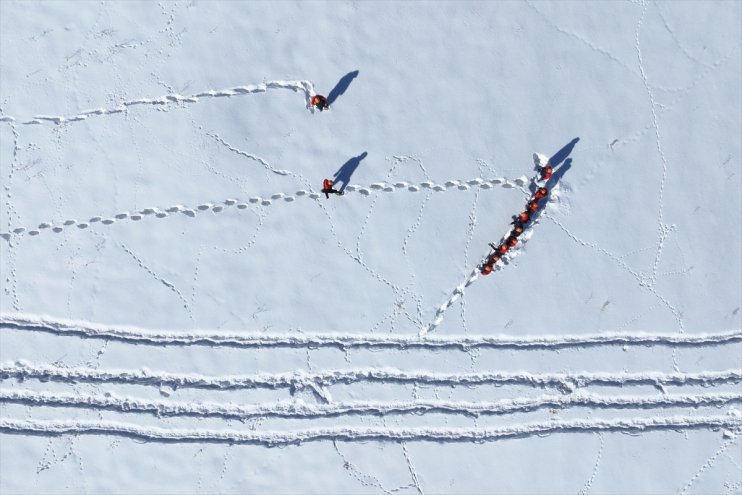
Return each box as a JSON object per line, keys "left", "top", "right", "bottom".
{"left": 1, "top": 1, "right": 741, "bottom": 494}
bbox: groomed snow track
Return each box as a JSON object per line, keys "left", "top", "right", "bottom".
{"left": 3, "top": 361, "right": 741, "bottom": 391}
{"left": 2, "top": 415, "right": 739, "bottom": 446}
{"left": 2, "top": 315, "right": 739, "bottom": 350}
{"left": 3, "top": 389, "right": 740, "bottom": 420}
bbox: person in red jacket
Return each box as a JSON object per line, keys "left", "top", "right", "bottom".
{"left": 540, "top": 165, "right": 553, "bottom": 181}
{"left": 497, "top": 244, "right": 509, "bottom": 255}
{"left": 322, "top": 178, "right": 342, "bottom": 198}
{"left": 481, "top": 263, "right": 493, "bottom": 275}
{"left": 511, "top": 224, "right": 525, "bottom": 237}
{"left": 527, "top": 200, "right": 539, "bottom": 213}
{"left": 311, "top": 94, "right": 329, "bottom": 111}
{"left": 534, "top": 187, "right": 548, "bottom": 200}
{"left": 515, "top": 211, "right": 531, "bottom": 224}
{"left": 506, "top": 236, "right": 518, "bottom": 248}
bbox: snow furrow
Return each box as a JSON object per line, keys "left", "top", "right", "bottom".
{"left": 3, "top": 361, "right": 740, "bottom": 391}
{"left": 1, "top": 314, "right": 739, "bottom": 350}
{"left": 1, "top": 415, "right": 739, "bottom": 446}
{"left": 2, "top": 388, "right": 740, "bottom": 420}
{"left": 0, "top": 176, "right": 524, "bottom": 240}
{"left": 5, "top": 80, "right": 315, "bottom": 126}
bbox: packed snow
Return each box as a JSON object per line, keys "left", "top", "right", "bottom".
{"left": 1, "top": 1, "right": 741, "bottom": 493}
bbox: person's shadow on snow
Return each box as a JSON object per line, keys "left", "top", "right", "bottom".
{"left": 327, "top": 70, "right": 359, "bottom": 106}
{"left": 333, "top": 151, "right": 367, "bottom": 193}
{"left": 550, "top": 137, "right": 579, "bottom": 168}
{"left": 530, "top": 137, "right": 579, "bottom": 194}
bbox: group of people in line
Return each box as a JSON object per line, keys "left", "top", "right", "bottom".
{"left": 312, "top": 90, "right": 556, "bottom": 272}
{"left": 480, "top": 165, "right": 553, "bottom": 275}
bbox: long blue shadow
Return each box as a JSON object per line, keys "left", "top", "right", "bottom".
{"left": 333, "top": 151, "right": 367, "bottom": 192}
{"left": 549, "top": 137, "right": 580, "bottom": 167}
{"left": 327, "top": 70, "right": 359, "bottom": 106}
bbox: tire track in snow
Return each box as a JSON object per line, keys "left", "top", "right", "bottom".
{"left": 3, "top": 361, "right": 740, "bottom": 391}
{"left": 0, "top": 80, "right": 316, "bottom": 126}
{"left": 2, "top": 314, "right": 739, "bottom": 350}
{"left": 2, "top": 415, "right": 739, "bottom": 446}
{"left": 0, "top": 176, "right": 525, "bottom": 240}
{"left": 2, "top": 389, "right": 740, "bottom": 420}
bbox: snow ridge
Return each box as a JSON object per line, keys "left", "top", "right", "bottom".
{"left": 2, "top": 415, "right": 739, "bottom": 446}
{"left": 0, "top": 176, "right": 527, "bottom": 240}
{"left": 3, "top": 361, "right": 740, "bottom": 391}
{"left": 2, "top": 389, "right": 740, "bottom": 420}
{"left": 1, "top": 314, "right": 739, "bottom": 350}
{"left": 2, "top": 80, "right": 316, "bottom": 126}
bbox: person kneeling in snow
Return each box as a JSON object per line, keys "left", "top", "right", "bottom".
{"left": 311, "top": 94, "right": 329, "bottom": 111}
{"left": 322, "top": 178, "right": 342, "bottom": 198}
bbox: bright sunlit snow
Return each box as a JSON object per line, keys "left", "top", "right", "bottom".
{"left": 1, "top": 1, "right": 741, "bottom": 493}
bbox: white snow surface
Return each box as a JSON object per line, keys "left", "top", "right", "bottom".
{"left": 1, "top": 1, "right": 741, "bottom": 494}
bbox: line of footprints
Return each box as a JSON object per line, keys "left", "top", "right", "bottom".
{"left": 1, "top": 176, "right": 532, "bottom": 239}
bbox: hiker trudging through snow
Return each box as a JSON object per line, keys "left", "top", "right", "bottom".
{"left": 515, "top": 211, "right": 531, "bottom": 224}
{"left": 527, "top": 199, "right": 540, "bottom": 213}
{"left": 481, "top": 250, "right": 504, "bottom": 275}
{"left": 322, "top": 178, "right": 343, "bottom": 198}
{"left": 505, "top": 236, "right": 518, "bottom": 248}
{"left": 539, "top": 165, "right": 553, "bottom": 181}
{"left": 534, "top": 187, "right": 548, "bottom": 200}
{"left": 511, "top": 224, "right": 525, "bottom": 237}
{"left": 311, "top": 94, "right": 329, "bottom": 112}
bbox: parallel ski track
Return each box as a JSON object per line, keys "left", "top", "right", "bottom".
{"left": 2, "top": 388, "right": 740, "bottom": 420}
{"left": 2, "top": 315, "right": 739, "bottom": 350}
{"left": 3, "top": 361, "right": 740, "bottom": 391}
{"left": 2, "top": 415, "right": 739, "bottom": 446}
{"left": 0, "top": 176, "right": 529, "bottom": 240}
{"left": 0, "top": 80, "right": 315, "bottom": 126}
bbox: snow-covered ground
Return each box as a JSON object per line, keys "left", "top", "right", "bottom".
{"left": 1, "top": 1, "right": 740, "bottom": 493}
